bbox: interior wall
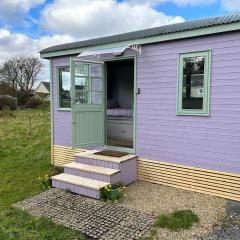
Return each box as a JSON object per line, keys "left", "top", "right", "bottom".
{"left": 107, "top": 60, "right": 134, "bottom": 109}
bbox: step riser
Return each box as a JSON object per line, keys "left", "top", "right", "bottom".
{"left": 75, "top": 156, "right": 120, "bottom": 170}
{"left": 52, "top": 153, "right": 137, "bottom": 200}
{"left": 52, "top": 179, "right": 99, "bottom": 199}
{"left": 64, "top": 167, "right": 120, "bottom": 183}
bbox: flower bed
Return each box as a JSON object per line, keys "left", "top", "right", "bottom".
{"left": 99, "top": 184, "right": 126, "bottom": 203}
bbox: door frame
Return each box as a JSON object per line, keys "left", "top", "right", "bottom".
{"left": 103, "top": 55, "right": 137, "bottom": 154}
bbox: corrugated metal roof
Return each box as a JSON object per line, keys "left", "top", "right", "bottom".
{"left": 40, "top": 13, "right": 240, "bottom": 54}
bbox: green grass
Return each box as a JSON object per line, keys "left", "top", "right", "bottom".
{"left": 141, "top": 210, "right": 199, "bottom": 240}
{"left": 155, "top": 210, "right": 199, "bottom": 231}
{"left": 0, "top": 107, "right": 85, "bottom": 240}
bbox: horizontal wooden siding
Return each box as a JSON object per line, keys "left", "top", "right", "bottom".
{"left": 52, "top": 57, "right": 72, "bottom": 147}
{"left": 138, "top": 158, "right": 240, "bottom": 201}
{"left": 136, "top": 31, "right": 240, "bottom": 174}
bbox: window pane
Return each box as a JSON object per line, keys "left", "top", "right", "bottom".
{"left": 182, "top": 56, "right": 205, "bottom": 110}
{"left": 91, "top": 92, "right": 102, "bottom": 104}
{"left": 59, "top": 67, "right": 71, "bottom": 108}
{"left": 75, "top": 64, "right": 88, "bottom": 76}
{"left": 74, "top": 76, "right": 89, "bottom": 104}
{"left": 92, "top": 78, "right": 102, "bottom": 91}
{"left": 75, "top": 76, "right": 88, "bottom": 91}
{"left": 90, "top": 64, "right": 102, "bottom": 77}
{"left": 75, "top": 91, "right": 89, "bottom": 104}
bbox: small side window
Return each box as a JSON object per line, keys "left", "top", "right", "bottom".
{"left": 58, "top": 66, "right": 71, "bottom": 109}
{"left": 177, "top": 51, "right": 211, "bottom": 116}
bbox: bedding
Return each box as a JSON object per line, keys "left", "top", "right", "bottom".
{"left": 107, "top": 108, "right": 133, "bottom": 117}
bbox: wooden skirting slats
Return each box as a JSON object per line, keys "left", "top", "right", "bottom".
{"left": 138, "top": 158, "right": 240, "bottom": 201}
{"left": 52, "top": 145, "right": 85, "bottom": 166}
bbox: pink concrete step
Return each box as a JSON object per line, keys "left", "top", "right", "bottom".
{"left": 52, "top": 150, "right": 138, "bottom": 199}
{"left": 51, "top": 173, "right": 108, "bottom": 199}
{"left": 74, "top": 150, "right": 137, "bottom": 185}
{"left": 75, "top": 155, "right": 120, "bottom": 169}
{"left": 64, "top": 162, "right": 121, "bottom": 183}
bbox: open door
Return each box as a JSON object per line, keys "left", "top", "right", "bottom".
{"left": 71, "top": 59, "right": 104, "bottom": 148}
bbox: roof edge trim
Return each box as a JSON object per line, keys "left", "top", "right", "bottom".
{"left": 40, "top": 22, "right": 240, "bottom": 59}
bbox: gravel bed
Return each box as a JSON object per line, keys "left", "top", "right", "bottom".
{"left": 12, "top": 181, "right": 233, "bottom": 240}
{"left": 202, "top": 200, "right": 240, "bottom": 240}
{"left": 120, "top": 181, "right": 226, "bottom": 240}
{"left": 13, "top": 188, "right": 155, "bottom": 240}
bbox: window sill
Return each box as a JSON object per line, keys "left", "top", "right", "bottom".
{"left": 176, "top": 110, "right": 209, "bottom": 117}
{"left": 57, "top": 108, "right": 71, "bottom": 112}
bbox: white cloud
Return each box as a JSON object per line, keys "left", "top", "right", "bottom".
{"left": 0, "top": 0, "right": 187, "bottom": 81}
{"left": 0, "top": 28, "right": 75, "bottom": 80}
{"left": 0, "top": 0, "right": 45, "bottom": 21}
{"left": 221, "top": 0, "right": 240, "bottom": 10}
{"left": 40, "top": 0, "right": 184, "bottom": 39}
{"left": 126, "top": 0, "right": 216, "bottom": 7}
{"left": 0, "top": 29, "right": 74, "bottom": 60}
{"left": 37, "top": 35, "right": 76, "bottom": 52}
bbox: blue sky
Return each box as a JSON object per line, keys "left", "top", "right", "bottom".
{"left": 0, "top": 0, "right": 239, "bottom": 80}
{"left": 0, "top": 0, "right": 231, "bottom": 38}
{"left": 154, "top": 2, "right": 221, "bottom": 20}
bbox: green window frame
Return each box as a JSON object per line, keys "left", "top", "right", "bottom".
{"left": 177, "top": 50, "right": 211, "bottom": 116}
{"left": 57, "top": 66, "right": 71, "bottom": 110}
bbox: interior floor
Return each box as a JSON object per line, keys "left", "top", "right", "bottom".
{"left": 107, "top": 137, "right": 133, "bottom": 148}
{"left": 106, "top": 59, "right": 134, "bottom": 149}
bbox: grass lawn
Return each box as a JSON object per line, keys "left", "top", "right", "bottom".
{"left": 0, "top": 107, "right": 85, "bottom": 240}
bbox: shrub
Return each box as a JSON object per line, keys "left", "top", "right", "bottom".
{"left": 38, "top": 174, "right": 51, "bottom": 190}
{"left": 25, "top": 97, "right": 42, "bottom": 108}
{"left": 155, "top": 209, "right": 199, "bottom": 231}
{"left": 0, "top": 95, "right": 17, "bottom": 110}
{"left": 40, "top": 100, "right": 50, "bottom": 109}
{"left": 99, "top": 183, "right": 126, "bottom": 203}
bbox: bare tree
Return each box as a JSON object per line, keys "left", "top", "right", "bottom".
{"left": 0, "top": 56, "right": 43, "bottom": 103}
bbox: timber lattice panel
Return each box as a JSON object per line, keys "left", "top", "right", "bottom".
{"left": 137, "top": 158, "right": 240, "bottom": 201}
{"left": 52, "top": 145, "right": 84, "bottom": 166}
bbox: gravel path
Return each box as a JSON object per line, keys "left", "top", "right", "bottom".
{"left": 13, "top": 181, "right": 235, "bottom": 240}
{"left": 202, "top": 200, "right": 240, "bottom": 240}
{"left": 120, "top": 181, "right": 226, "bottom": 240}
{"left": 13, "top": 188, "right": 155, "bottom": 240}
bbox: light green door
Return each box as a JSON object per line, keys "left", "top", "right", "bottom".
{"left": 71, "top": 59, "right": 104, "bottom": 148}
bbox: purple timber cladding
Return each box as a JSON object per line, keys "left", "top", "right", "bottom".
{"left": 52, "top": 57, "right": 72, "bottom": 147}
{"left": 119, "top": 159, "right": 137, "bottom": 185}
{"left": 136, "top": 32, "right": 240, "bottom": 174}
{"left": 51, "top": 32, "right": 240, "bottom": 174}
